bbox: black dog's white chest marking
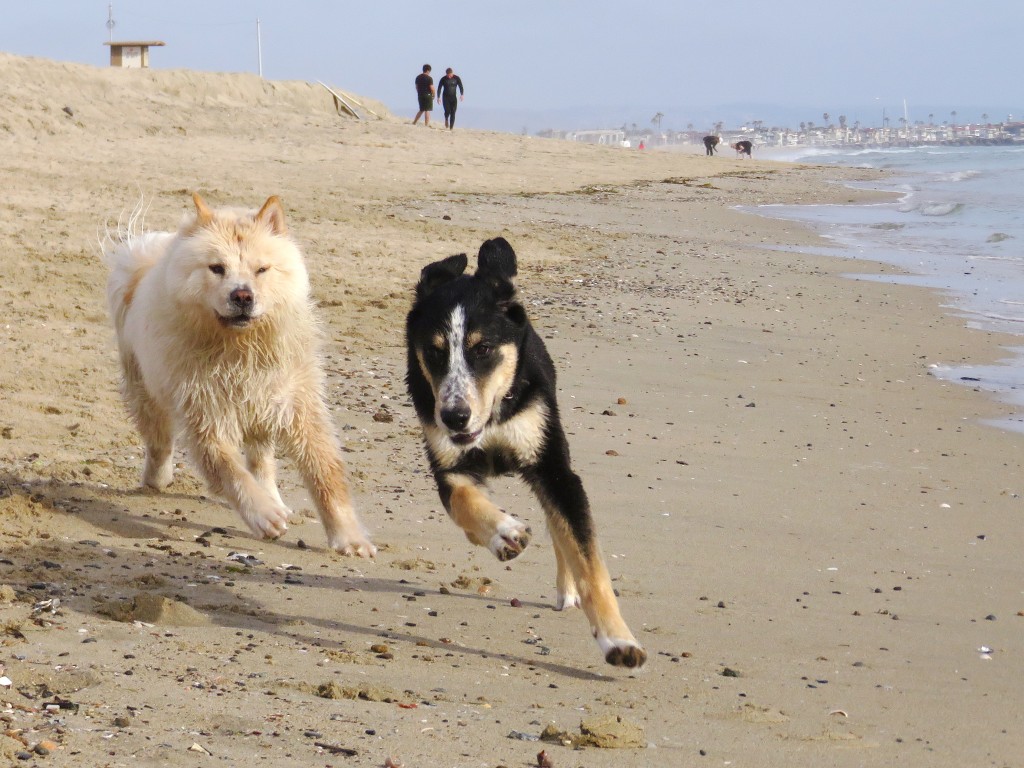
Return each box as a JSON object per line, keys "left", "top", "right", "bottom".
{"left": 423, "top": 398, "right": 550, "bottom": 470}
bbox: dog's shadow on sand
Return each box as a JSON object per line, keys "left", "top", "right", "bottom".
{"left": 0, "top": 473, "right": 618, "bottom": 683}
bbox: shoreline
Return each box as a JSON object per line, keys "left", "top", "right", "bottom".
{"left": 743, "top": 144, "right": 1024, "bottom": 436}
{"left": 2, "top": 56, "right": 1023, "bottom": 767}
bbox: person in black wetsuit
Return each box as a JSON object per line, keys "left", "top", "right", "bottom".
{"left": 412, "top": 64, "right": 434, "bottom": 127}
{"left": 436, "top": 68, "right": 465, "bottom": 130}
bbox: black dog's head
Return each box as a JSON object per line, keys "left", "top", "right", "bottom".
{"left": 406, "top": 237, "right": 529, "bottom": 448}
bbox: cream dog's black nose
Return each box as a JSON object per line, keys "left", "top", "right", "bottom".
{"left": 230, "top": 287, "right": 254, "bottom": 310}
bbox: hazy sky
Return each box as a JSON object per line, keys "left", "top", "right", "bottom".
{"left": 3, "top": 1, "right": 1019, "bottom": 131}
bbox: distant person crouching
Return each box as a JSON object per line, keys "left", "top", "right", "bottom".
{"left": 703, "top": 135, "right": 720, "bottom": 155}
{"left": 731, "top": 140, "right": 753, "bottom": 157}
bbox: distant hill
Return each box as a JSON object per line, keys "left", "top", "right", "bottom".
{"left": 0, "top": 52, "right": 391, "bottom": 137}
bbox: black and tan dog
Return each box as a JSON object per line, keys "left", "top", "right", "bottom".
{"left": 405, "top": 238, "right": 646, "bottom": 669}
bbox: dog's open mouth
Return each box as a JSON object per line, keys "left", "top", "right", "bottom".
{"left": 218, "top": 313, "right": 254, "bottom": 328}
{"left": 449, "top": 429, "right": 482, "bottom": 446}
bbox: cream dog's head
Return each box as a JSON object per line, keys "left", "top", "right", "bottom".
{"left": 166, "top": 193, "right": 310, "bottom": 330}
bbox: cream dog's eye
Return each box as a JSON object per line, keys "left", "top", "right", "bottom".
{"left": 209, "top": 264, "right": 225, "bottom": 275}
{"left": 256, "top": 266, "right": 270, "bottom": 275}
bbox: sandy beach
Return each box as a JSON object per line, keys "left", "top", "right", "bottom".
{"left": 2, "top": 52, "right": 1022, "bottom": 767}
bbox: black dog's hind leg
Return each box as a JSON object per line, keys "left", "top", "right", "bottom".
{"left": 524, "top": 426, "right": 646, "bottom": 669}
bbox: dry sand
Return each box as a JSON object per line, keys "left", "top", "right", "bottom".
{"left": 1, "top": 52, "right": 1022, "bottom": 767}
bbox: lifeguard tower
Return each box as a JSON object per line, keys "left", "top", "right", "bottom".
{"left": 103, "top": 40, "right": 165, "bottom": 68}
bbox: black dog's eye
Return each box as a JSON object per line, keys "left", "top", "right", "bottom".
{"left": 473, "top": 344, "right": 492, "bottom": 359}
{"left": 209, "top": 264, "right": 225, "bottom": 276}
{"left": 426, "top": 346, "right": 445, "bottom": 360}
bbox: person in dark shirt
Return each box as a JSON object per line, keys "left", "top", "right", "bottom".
{"left": 412, "top": 64, "right": 434, "bottom": 127}
{"left": 436, "top": 68, "right": 465, "bottom": 130}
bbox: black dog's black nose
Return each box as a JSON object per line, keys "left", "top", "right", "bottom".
{"left": 230, "top": 287, "right": 254, "bottom": 309}
{"left": 440, "top": 405, "right": 471, "bottom": 431}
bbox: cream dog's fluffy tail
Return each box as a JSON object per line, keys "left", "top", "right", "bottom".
{"left": 101, "top": 198, "right": 173, "bottom": 332}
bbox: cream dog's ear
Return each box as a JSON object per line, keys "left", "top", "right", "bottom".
{"left": 192, "top": 192, "right": 214, "bottom": 226}
{"left": 256, "top": 195, "right": 287, "bottom": 235}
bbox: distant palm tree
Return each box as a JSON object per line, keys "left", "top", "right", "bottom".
{"left": 928, "top": 113, "right": 934, "bottom": 125}
{"left": 838, "top": 115, "right": 847, "bottom": 129}
{"left": 950, "top": 110, "right": 957, "bottom": 125}
{"left": 982, "top": 113, "right": 989, "bottom": 124}
{"left": 823, "top": 112, "right": 830, "bottom": 126}
{"left": 651, "top": 112, "right": 664, "bottom": 133}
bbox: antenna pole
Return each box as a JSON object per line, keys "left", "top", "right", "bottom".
{"left": 256, "top": 18, "right": 263, "bottom": 78}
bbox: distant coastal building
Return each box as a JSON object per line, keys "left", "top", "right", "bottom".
{"left": 103, "top": 41, "right": 165, "bottom": 68}
{"left": 566, "top": 128, "right": 626, "bottom": 147}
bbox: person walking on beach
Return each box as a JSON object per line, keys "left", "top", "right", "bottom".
{"left": 436, "top": 67, "right": 465, "bottom": 130}
{"left": 412, "top": 64, "right": 435, "bottom": 127}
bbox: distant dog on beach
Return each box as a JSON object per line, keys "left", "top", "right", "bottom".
{"left": 405, "top": 237, "right": 646, "bottom": 668}
{"left": 732, "top": 140, "right": 753, "bottom": 158}
{"left": 103, "top": 193, "right": 375, "bottom": 556}
{"left": 703, "top": 135, "right": 720, "bottom": 155}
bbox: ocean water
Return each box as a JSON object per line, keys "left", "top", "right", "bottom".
{"left": 751, "top": 145, "right": 1024, "bottom": 433}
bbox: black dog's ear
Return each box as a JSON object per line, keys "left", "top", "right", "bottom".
{"left": 417, "top": 253, "right": 468, "bottom": 298}
{"left": 476, "top": 237, "right": 518, "bottom": 281}
{"left": 476, "top": 238, "right": 527, "bottom": 325}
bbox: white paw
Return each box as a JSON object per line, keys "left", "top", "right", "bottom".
{"left": 488, "top": 517, "right": 532, "bottom": 562}
{"left": 596, "top": 633, "right": 647, "bottom": 669}
{"left": 327, "top": 529, "right": 377, "bottom": 559}
{"left": 555, "top": 588, "right": 581, "bottom": 611}
{"left": 142, "top": 458, "right": 174, "bottom": 490}
{"left": 243, "top": 500, "right": 291, "bottom": 540}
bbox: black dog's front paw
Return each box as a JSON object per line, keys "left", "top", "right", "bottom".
{"left": 490, "top": 521, "right": 532, "bottom": 561}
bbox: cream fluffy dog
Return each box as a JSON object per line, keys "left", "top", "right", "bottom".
{"left": 103, "top": 193, "right": 375, "bottom": 557}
